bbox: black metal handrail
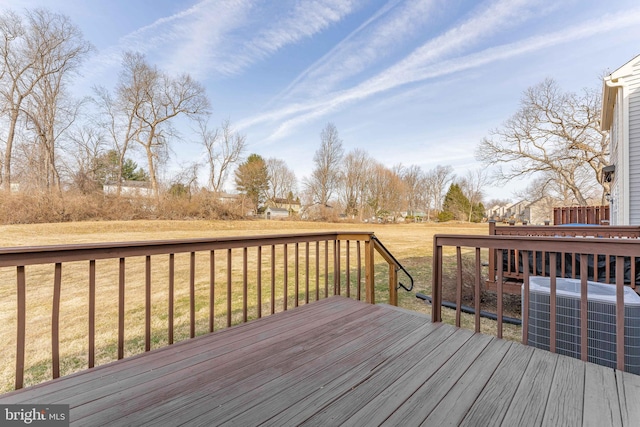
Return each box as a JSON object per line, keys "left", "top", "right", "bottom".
{"left": 371, "top": 235, "right": 414, "bottom": 292}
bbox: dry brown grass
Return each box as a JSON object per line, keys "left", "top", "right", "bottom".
{"left": 0, "top": 219, "right": 520, "bottom": 392}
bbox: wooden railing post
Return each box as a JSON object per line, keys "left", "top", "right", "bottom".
{"left": 364, "top": 236, "right": 375, "bottom": 304}
{"left": 334, "top": 240, "right": 340, "bottom": 296}
{"left": 389, "top": 266, "right": 398, "bottom": 306}
{"left": 432, "top": 237, "right": 442, "bottom": 322}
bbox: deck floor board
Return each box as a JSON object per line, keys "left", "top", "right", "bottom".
{"left": 502, "top": 348, "right": 559, "bottom": 425}
{"left": 0, "top": 296, "right": 636, "bottom": 427}
{"left": 542, "top": 353, "right": 585, "bottom": 427}
{"left": 420, "top": 338, "right": 513, "bottom": 427}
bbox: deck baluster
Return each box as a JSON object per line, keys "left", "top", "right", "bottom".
{"left": 357, "top": 241, "right": 362, "bottom": 301}
{"left": 257, "top": 246, "right": 262, "bottom": 318}
{"left": 169, "top": 253, "right": 174, "bottom": 344}
{"left": 52, "top": 262, "right": 61, "bottom": 379}
{"left": 227, "top": 249, "right": 232, "bottom": 327}
{"left": 190, "top": 252, "right": 196, "bottom": 338}
{"left": 118, "top": 258, "right": 125, "bottom": 359}
{"left": 243, "top": 247, "right": 248, "bottom": 322}
{"left": 346, "top": 241, "right": 350, "bottom": 298}
{"left": 616, "top": 256, "right": 625, "bottom": 371}
{"left": 283, "top": 244, "right": 288, "bottom": 311}
{"left": 294, "top": 243, "right": 299, "bottom": 307}
{"left": 89, "top": 260, "right": 96, "bottom": 367}
{"left": 271, "top": 245, "right": 275, "bottom": 315}
{"left": 16, "top": 266, "right": 26, "bottom": 390}
{"left": 209, "top": 250, "right": 215, "bottom": 332}
{"left": 305, "top": 242, "right": 309, "bottom": 304}
{"left": 145, "top": 255, "right": 151, "bottom": 350}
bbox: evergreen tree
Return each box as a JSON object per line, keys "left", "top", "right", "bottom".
{"left": 95, "top": 150, "right": 148, "bottom": 184}
{"left": 235, "top": 154, "right": 269, "bottom": 213}
{"left": 438, "top": 183, "right": 485, "bottom": 222}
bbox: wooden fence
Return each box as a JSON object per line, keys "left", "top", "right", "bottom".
{"left": 553, "top": 205, "right": 609, "bottom": 225}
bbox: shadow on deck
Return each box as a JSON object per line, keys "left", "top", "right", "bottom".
{"left": 1, "top": 296, "right": 638, "bottom": 426}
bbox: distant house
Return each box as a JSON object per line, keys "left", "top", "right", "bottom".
{"left": 506, "top": 200, "right": 529, "bottom": 223}
{"left": 103, "top": 181, "right": 153, "bottom": 198}
{"left": 601, "top": 54, "right": 640, "bottom": 225}
{"left": 486, "top": 199, "right": 553, "bottom": 225}
{"left": 401, "top": 211, "right": 426, "bottom": 222}
{"left": 264, "top": 198, "right": 301, "bottom": 214}
{"left": 216, "top": 192, "right": 241, "bottom": 204}
{"left": 485, "top": 204, "right": 509, "bottom": 222}
{"left": 264, "top": 207, "right": 289, "bottom": 219}
{"left": 524, "top": 198, "right": 555, "bottom": 225}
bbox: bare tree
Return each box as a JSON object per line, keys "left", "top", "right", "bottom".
{"left": 169, "top": 161, "right": 200, "bottom": 199}
{"left": 304, "top": 123, "right": 344, "bottom": 208}
{"left": 198, "top": 118, "right": 245, "bottom": 193}
{"left": 460, "top": 168, "right": 489, "bottom": 222}
{"left": 64, "top": 125, "right": 105, "bottom": 193}
{"left": 117, "top": 52, "right": 210, "bottom": 199}
{"left": 423, "top": 165, "right": 454, "bottom": 220}
{"left": 339, "top": 148, "right": 371, "bottom": 220}
{"left": 476, "top": 78, "right": 609, "bottom": 205}
{"left": 93, "top": 65, "right": 145, "bottom": 197}
{"left": 265, "top": 157, "right": 297, "bottom": 205}
{"left": 400, "top": 164, "right": 426, "bottom": 217}
{"left": 23, "top": 92, "right": 88, "bottom": 191}
{"left": 0, "top": 8, "right": 91, "bottom": 191}
{"left": 365, "top": 162, "right": 403, "bottom": 221}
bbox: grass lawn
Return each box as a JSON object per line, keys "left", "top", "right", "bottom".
{"left": 0, "top": 219, "right": 520, "bottom": 392}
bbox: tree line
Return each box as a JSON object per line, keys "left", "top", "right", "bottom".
{"left": 235, "top": 122, "right": 487, "bottom": 222}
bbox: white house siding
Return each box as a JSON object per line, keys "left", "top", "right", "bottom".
{"left": 603, "top": 55, "right": 640, "bottom": 225}
{"left": 630, "top": 82, "right": 640, "bottom": 224}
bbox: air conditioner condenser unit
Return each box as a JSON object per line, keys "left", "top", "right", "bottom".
{"left": 524, "top": 276, "right": 640, "bottom": 374}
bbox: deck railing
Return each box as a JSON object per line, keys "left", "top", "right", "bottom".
{"left": 553, "top": 205, "right": 609, "bottom": 225}
{"left": 487, "top": 222, "right": 640, "bottom": 291}
{"left": 0, "top": 231, "right": 405, "bottom": 391}
{"left": 432, "top": 233, "right": 640, "bottom": 373}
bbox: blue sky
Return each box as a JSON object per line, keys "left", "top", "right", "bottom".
{"left": 4, "top": 0, "right": 640, "bottom": 201}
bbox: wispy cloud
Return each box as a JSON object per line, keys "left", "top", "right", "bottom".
{"left": 83, "top": 0, "right": 253, "bottom": 79}
{"left": 237, "top": 0, "right": 363, "bottom": 75}
{"left": 275, "top": 0, "right": 427, "bottom": 99}
{"left": 84, "top": 0, "right": 363, "bottom": 81}
{"left": 241, "top": 2, "right": 640, "bottom": 141}
{"left": 274, "top": 0, "right": 544, "bottom": 102}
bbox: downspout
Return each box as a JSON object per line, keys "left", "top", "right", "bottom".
{"left": 605, "top": 79, "right": 627, "bottom": 224}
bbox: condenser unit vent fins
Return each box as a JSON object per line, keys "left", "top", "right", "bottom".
{"left": 525, "top": 276, "right": 640, "bottom": 374}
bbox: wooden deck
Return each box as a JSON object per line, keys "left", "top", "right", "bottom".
{"left": 1, "top": 296, "right": 639, "bottom": 426}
